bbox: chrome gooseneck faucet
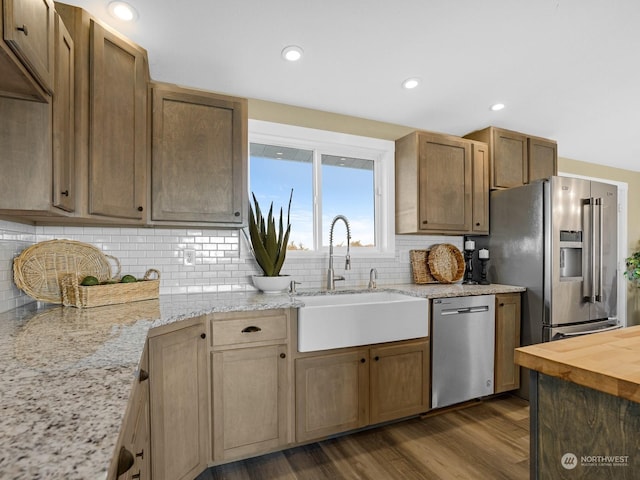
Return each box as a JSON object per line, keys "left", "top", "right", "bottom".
{"left": 327, "top": 215, "right": 351, "bottom": 290}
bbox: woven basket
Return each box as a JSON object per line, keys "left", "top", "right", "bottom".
{"left": 428, "top": 244, "right": 465, "bottom": 284}
{"left": 13, "top": 239, "right": 120, "bottom": 304}
{"left": 409, "top": 250, "right": 438, "bottom": 284}
{"left": 61, "top": 269, "right": 160, "bottom": 308}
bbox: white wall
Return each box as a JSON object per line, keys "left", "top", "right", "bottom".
{"left": 0, "top": 219, "right": 461, "bottom": 313}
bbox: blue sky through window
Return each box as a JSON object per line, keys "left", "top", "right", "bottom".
{"left": 250, "top": 147, "right": 375, "bottom": 250}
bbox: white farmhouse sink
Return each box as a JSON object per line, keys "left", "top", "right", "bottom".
{"left": 296, "top": 291, "right": 429, "bottom": 352}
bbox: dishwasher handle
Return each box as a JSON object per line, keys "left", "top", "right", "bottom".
{"left": 440, "top": 305, "right": 490, "bottom": 316}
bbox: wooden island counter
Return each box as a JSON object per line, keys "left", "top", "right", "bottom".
{"left": 515, "top": 325, "right": 640, "bottom": 479}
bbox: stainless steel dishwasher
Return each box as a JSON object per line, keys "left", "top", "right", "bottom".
{"left": 431, "top": 295, "right": 495, "bottom": 409}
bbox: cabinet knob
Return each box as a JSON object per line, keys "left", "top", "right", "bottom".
{"left": 374, "top": 356, "right": 380, "bottom": 361}
{"left": 476, "top": 222, "right": 481, "bottom": 226}
{"left": 234, "top": 211, "right": 240, "bottom": 217}
{"left": 16, "top": 24, "right": 29, "bottom": 36}
{"left": 61, "top": 190, "right": 69, "bottom": 197}
{"left": 360, "top": 358, "right": 366, "bottom": 363}
{"left": 137, "top": 206, "right": 144, "bottom": 212}
{"left": 280, "top": 352, "right": 286, "bottom": 359}
{"left": 200, "top": 333, "right": 206, "bottom": 339}
{"left": 138, "top": 369, "right": 149, "bottom": 382}
{"left": 499, "top": 303, "right": 505, "bottom": 307}
{"left": 422, "top": 220, "right": 428, "bottom": 224}
{"left": 135, "top": 449, "right": 144, "bottom": 459}
{"left": 132, "top": 473, "right": 141, "bottom": 479}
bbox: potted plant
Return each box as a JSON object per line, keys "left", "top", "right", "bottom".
{"left": 624, "top": 250, "right": 640, "bottom": 286}
{"left": 247, "top": 190, "right": 293, "bottom": 293}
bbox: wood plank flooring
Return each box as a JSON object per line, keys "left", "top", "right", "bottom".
{"left": 197, "top": 395, "right": 530, "bottom": 480}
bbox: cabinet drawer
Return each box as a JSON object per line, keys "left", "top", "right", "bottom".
{"left": 210, "top": 310, "right": 288, "bottom": 347}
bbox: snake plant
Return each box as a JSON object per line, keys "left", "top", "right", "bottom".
{"left": 248, "top": 190, "right": 293, "bottom": 276}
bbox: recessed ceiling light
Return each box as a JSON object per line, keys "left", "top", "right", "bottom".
{"left": 282, "top": 45, "right": 303, "bottom": 62}
{"left": 402, "top": 78, "right": 420, "bottom": 90}
{"left": 108, "top": 1, "right": 138, "bottom": 22}
{"left": 490, "top": 103, "right": 505, "bottom": 111}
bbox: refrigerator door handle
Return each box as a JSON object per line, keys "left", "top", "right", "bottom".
{"left": 596, "top": 198, "right": 603, "bottom": 302}
{"left": 584, "top": 197, "right": 597, "bottom": 303}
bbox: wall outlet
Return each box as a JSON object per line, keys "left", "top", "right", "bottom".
{"left": 184, "top": 249, "right": 196, "bottom": 266}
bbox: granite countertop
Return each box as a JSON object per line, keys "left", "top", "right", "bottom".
{"left": 515, "top": 325, "right": 640, "bottom": 404}
{"left": 0, "top": 283, "right": 523, "bottom": 479}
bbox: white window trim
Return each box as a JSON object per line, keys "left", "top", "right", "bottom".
{"left": 249, "top": 119, "right": 396, "bottom": 258}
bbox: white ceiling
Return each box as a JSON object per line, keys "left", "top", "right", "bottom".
{"left": 64, "top": 0, "right": 640, "bottom": 172}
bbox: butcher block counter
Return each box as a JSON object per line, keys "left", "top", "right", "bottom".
{"left": 515, "top": 325, "right": 640, "bottom": 479}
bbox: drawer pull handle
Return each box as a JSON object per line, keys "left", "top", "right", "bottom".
{"left": 241, "top": 326, "right": 262, "bottom": 333}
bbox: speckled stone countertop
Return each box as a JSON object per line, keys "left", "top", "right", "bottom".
{"left": 0, "top": 283, "right": 523, "bottom": 479}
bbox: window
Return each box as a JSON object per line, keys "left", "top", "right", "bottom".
{"left": 249, "top": 120, "right": 395, "bottom": 256}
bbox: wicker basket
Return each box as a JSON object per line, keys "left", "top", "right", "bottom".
{"left": 427, "top": 244, "right": 465, "bottom": 284}
{"left": 61, "top": 269, "right": 160, "bottom": 308}
{"left": 409, "top": 250, "right": 438, "bottom": 284}
{"left": 13, "top": 239, "right": 120, "bottom": 304}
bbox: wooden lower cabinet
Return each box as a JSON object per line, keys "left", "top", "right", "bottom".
{"left": 211, "top": 344, "right": 290, "bottom": 462}
{"left": 295, "top": 349, "right": 370, "bottom": 443}
{"left": 494, "top": 293, "right": 522, "bottom": 394}
{"left": 110, "top": 347, "right": 150, "bottom": 480}
{"left": 296, "top": 339, "right": 430, "bottom": 443}
{"left": 149, "top": 320, "right": 209, "bottom": 480}
{"left": 370, "top": 340, "right": 430, "bottom": 424}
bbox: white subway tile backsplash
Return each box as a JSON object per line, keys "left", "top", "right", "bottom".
{"left": 0, "top": 219, "right": 464, "bottom": 313}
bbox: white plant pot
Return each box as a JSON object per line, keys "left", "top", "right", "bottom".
{"left": 252, "top": 275, "right": 291, "bottom": 294}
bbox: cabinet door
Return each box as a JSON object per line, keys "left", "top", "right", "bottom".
{"left": 151, "top": 84, "right": 247, "bottom": 225}
{"left": 89, "top": 20, "right": 146, "bottom": 220}
{"left": 295, "top": 350, "right": 369, "bottom": 443}
{"left": 370, "top": 340, "right": 430, "bottom": 424}
{"left": 52, "top": 13, "right": 74, "bottom": 212}
{"left": 3, "top": 0, "right": 54, "bottom": 93}
{"left": 528, "top": 136, "right": 557, "bottom": 182}
{"left": 492, "top": 129, "right": 527, "bottom": 189}
{"left": 471, "top": 142, "right": 489, "bottom": 234}
{"left": 149, "top": 323, "right": 209, "bottom": 480}
{"left": 418, "top": 133, "right": 471, "bottom": 232}
{"left": 0, "top": 96, "right": 51, "bottom": 212}
{"left": 495, "top": 293, "right": 521, "bottom": 394}
{"left": 212, "top": 345, "right": 289, "bottom": 461}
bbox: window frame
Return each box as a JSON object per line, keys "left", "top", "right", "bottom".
{"left": 249, "top": 119, "right": 395, "bottom": 258}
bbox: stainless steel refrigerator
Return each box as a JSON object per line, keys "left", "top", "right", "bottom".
{"left": 475, "top": 176, "right": 620, "bottom": 346}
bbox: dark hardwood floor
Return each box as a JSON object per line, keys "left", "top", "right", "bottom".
{"left": 198, "top": 395, "right": 530, "bottom": 480}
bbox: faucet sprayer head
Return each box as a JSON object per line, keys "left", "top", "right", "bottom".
{"left": 345, "top": 254, "right": 351, "bottom": 270}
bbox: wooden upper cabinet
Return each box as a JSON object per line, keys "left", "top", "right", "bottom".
{"left": 52, "top": 12, "right": 73, "bottom": 212}
{"left": 396, "top": 131, "right": 487, "bottom": 235}
{"left": 471, "top": 142, "right": 489, "bottom": 234}
{"left": 151, "top": 83, "right": 247, "bottom": 226}
{"left": 0, "top": 0, "right": 53, "bottom": 100}
{"left": 464, "top": 126, "right": 557, "bottom": 189}
{"left": 88, "top": 20, "right": 147, "bottom": 220}
{"left": 528, "top": 135, "right": 557, "bottom": 183}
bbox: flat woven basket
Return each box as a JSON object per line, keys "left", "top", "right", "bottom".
{"left": 427, "top": 244, "right": 465, "bottom": 284}
{"left": 61, "top": 269, "right": 160, "bottom": 309}
{"left": 13, "top": 239, "right": 119, "bottom": 304}
{"left": 409, "top": 250, "right": 438, "bottom": 284}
